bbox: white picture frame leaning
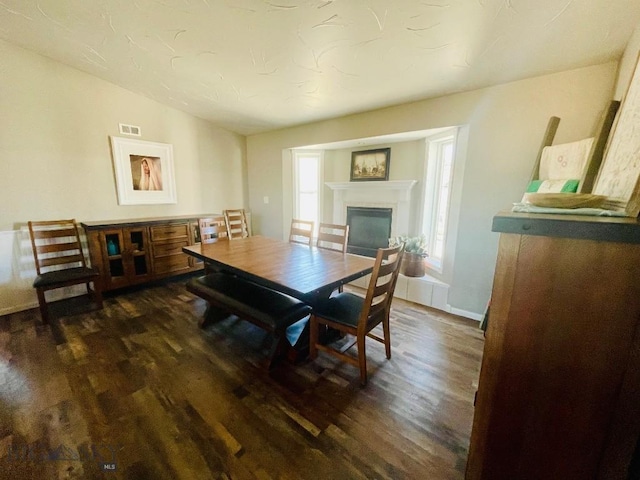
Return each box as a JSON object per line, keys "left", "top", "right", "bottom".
{"left": 593, "top": 54, "right": 640, "bottom": 216}
{"left": 110, "top": 136, "right": 177, "bottom": 205}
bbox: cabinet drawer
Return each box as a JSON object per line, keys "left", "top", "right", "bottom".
{"left": 154, "top": 254, "right": 191, "bottom": 274}
{"left": 150, "top": 223, "right": 189, "bottom": 241}
{"left": 153, "top": 240, "right": 189, "bottom": 259}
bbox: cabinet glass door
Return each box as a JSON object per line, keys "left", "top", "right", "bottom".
{"left": 102, "top": 228, "right": 151, "bottom": 288}
{"left": 104, "top": 231, "right": 125, "bottom": 278}
{"left": 124, "top": 228, "right": 151, "bottom": 283}
{"left": 128, "top": 229, "right": 149, "bottom": 277}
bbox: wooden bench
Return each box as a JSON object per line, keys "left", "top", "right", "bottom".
{"left": 186, "top": 272, "right": 312, "bottom": 368}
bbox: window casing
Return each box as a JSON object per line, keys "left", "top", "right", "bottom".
{"left": 421, "top": 130, "right": 456, "bottom": 272}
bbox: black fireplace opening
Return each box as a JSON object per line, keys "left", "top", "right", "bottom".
{"left": 346, "top": 207, "right": 392, "bottom": 257}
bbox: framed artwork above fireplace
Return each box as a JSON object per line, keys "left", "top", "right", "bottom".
{"left": 350, "top": 148, "right": 390, "bottom": 181}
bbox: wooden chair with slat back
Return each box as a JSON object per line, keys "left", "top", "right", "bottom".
{"left": 28, "top": 219, "right": 103, "bottom": 324}
{"left": 223, "top": 209, "right": 250, "bottom": 239}
{"left": 310, "top": 243, "right": 405, "bottom": 386}
{"left": 289, "top": 219, "right": 315, "bottom": 246}
{"left": 199, "top": 215, "right": 228, "bottom": 244}
{"left": 317, "top": 223, "right": 349, "bottom": 253}
{"left": 198, "top": 215, "right": 228, "bottom": 274}
{"left": 317, "top": 222, "right": 350, "bottom": 292}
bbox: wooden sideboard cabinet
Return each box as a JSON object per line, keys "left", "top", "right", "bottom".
{"left": 466, "top": 212, "right": 640, "bottom": 480}
{"left": 82, "top": 215, "right": 215, "bottom": 291}
{"left": 149, "top": 222, "right": 192, "bottom": 276}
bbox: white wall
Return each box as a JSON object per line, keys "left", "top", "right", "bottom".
{"left": 247, "top": 62, "right": 618, "bottom": 317}
{"left": 0, "top": 40, "right": 247, "bottom": 314}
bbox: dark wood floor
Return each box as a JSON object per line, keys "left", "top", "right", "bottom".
{"left": 0, "top": 278, "right": 484, "bottom": 479}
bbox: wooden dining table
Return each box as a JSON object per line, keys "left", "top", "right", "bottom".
{"left": 183, "top": 235, "right": 376, "bottom": 359}
{"left": 182, "top": 235, "right": 375, "bottom": 306}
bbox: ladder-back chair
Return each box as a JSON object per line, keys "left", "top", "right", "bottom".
{"left": 309, "top": 243, "right": 405, "bottom": 385}
{"left": 199, "top": 215, "right": 228, "bottom": 243}
{"left": 198, "top": 215, "right": 228, "bottom": 273}
{"left": 289, "top": 219, "right": 315, "bottom": 246}
{"left": 28, "top": 219, "right": 103, "bottom": 324}
{"left": 317, "top": 222, "right": 350, "bottom": 292}
{"left": 223, "top": 209, "right": 250, "bottom": 239}
{"left": 317, "top": 223, "right": 349, "bottom": 253}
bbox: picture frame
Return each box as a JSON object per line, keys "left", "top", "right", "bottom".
{"left": 350, "top": 148, "right": 390, "bottom": 181}
{"left": 593, "top": 55, "right": 640, "bottom": 216}
{"left": 110, "top": 136, "right": 177, "bottom": 205}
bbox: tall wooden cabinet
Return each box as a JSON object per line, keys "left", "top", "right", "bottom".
{"left": 466, "top": 212, "right": 640, "bottom": 480}
{"left": 82, "top": 215, "right": 214, "bottom": 291}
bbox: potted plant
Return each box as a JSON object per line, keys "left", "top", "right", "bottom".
{"left": 389, "top": 235, "right": 428, "bottom": 277}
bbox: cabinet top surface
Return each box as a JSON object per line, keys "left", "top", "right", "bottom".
{"left": 493, "top": 210, "right": 640, "bottom": 244}
{"left": 81, "top": 214, "right": 220, "bottom": 229}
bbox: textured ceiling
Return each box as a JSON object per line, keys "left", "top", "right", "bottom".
{"left": 1, "top": 1, "right": 639, "bottom": 135}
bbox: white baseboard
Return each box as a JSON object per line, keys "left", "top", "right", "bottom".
{"left": 448, "top": 306, "right": 483, "bottom": 321}
{"left": 0, "top": 301, "right": 38, "bottom": 317}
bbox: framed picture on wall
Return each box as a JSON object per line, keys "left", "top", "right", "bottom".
{"left": 110, "top": 136, "right": 177, "bottom": 205}
{"left": 350, "top": 148, "right": 390, "bottom": 181}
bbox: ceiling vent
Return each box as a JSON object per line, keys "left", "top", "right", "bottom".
{"left": 119, "top": 123, "right": 141, "bottom": 136}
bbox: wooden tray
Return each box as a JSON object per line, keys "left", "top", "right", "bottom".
{"left": 523, "top": 193, "right": 607, "bottom": 209}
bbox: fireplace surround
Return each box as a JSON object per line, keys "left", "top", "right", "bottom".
{"left": 325, "top": 180, "right": 417, "bottom": 239}
{"left": 346, "top": 206, "right": 392, "bottom": 257}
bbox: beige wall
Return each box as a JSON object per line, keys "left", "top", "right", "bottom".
{"left": 0, "top": 39, "right": 247, "bottom": 313}
{"left": 615, "top": 24, "right": 640, "bottom": 99}
{"left": 247, "top": 62, "right": 618, "bottom": 316}
{"left": 322, "top": 140, "right": 425, "bottom": 228}
{"left": 0, "top": 40, "right": 247, "bottom": 230}
{"left": 3, "top": 30, "right": 635, "bottom": 317}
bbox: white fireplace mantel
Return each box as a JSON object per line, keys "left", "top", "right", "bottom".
{"left": 325, "top": 180, "right": 416, "bottom": 197}
{"left": 325, "top": 180, "right": 417, "bottom": 236}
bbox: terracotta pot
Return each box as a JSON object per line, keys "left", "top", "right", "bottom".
{"left": 401, "top": 252, "right": 425, "bottom": 277}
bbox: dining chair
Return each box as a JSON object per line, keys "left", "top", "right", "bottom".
{"left": 28, "top": 219, "right": 103, "bottom": 324}
{"left": 198, "top": 215, "right": 228, "bottom": 274}
{"left": 289, "top": 219, "right": 315, "bottom": 246}
{"left": 317, "top": 222, "right": 350, "bottom": 293}
{"left": 199, "top": 215, "right": 227, "bottom": 243}
{"left": 316, "top": 222, "right": 349, "bottom": 253}
{"left": 309, "top": 243, "right": 405, "bottom": 386}
{"left": 223, "top": 208, "right": 250, "bottom": 239}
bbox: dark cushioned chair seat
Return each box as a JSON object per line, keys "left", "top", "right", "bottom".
{"left": 33, "top": 266, "right": 100, "bottom": 288}
{"left": 312, "top": 292, "right": 363, "bottom": 327}
{"left": 188, "top": 273, "right": 311, "bottom": 331}
{"left": 313, "top": 292, "right": 384, "bottom": 329}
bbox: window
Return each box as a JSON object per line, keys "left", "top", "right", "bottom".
{"left": 293, "top": 150, "right": 322, "bottom": 233}
{"left": 422, "top": 130, "right": 456, "bottom": 272}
